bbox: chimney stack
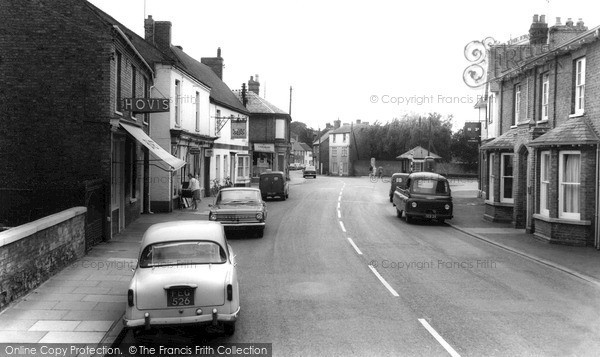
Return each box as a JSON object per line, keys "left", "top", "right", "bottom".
{"left": 144, "top": 15, "right": 154, "bottom": 43}
{"left": 549, "top": 16, "right": 587, "bottom": 48}
{"left": 529, "top": 13, "right": 548, "bottom": 45}
{"left": 334, "top": 119, "right": 341, "bottom": 129}
{"left": 248, "top": 75, "right": 260, "bottom": 95}
{"left": 241, "top": 83, "right": 248, "bottom": 107}
{"left": 154, "top": 21, "right": 172, "bottom": 54}
{"left": 201, "top": 48, "right": 224, "bottom": 79}
{"left": 356, "top": 119, "right": 361, "bottom": 125}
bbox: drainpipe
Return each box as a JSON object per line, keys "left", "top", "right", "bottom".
{"left": 596, "top": 144, "right": 600, "bottom": 249}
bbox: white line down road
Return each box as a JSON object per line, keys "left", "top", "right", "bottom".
{"left": 347, "top": 238, "right": 363, "bottom": 255}
{"left": 339, "top": 221, "right": 346, "bottom": 232}
{"left": 368, "top": 264, "right": 399, "bottom": 297}
{"left": 419, "top": 319, "right": 461, "bottom": 357}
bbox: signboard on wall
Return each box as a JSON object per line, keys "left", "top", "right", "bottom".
{"left": 205, "top": 149, "right": 213, "bottom": 157}
{"left": 254, "top": 143, "right": 275, "bottom": 153}
{"left": 464, "top": 122, "right": 481, "bottom": 142}
{"left": 122, "top": 98, "right": 170, "bottom": 113}
{"left": 231, "top": 119, "right": 247, "bottom": 139}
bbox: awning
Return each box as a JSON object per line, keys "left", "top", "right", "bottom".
{"left": 120, "top": 122, "right": 186, "bottom": 171}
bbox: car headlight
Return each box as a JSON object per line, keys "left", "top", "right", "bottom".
{"left": 209, "top": 212, "right": 217, "bottom": 221}
{"left": 411, "top": 202, "right": 417, "bottom": 208}
{"left": 445, "top": 204, "right": 450, "bottom": 210}
{"left": 256, "top": 212, "right": 263, "bottom": 220}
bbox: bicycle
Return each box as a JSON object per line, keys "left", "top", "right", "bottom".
{"left": 210, "top": 179, "right": 222, "bottom": 197}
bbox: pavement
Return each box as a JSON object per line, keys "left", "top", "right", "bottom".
{"left": 0, "top": 174, "right": 599, "bottom": 347}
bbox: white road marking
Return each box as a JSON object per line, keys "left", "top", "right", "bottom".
{"left": 368, "top": 265, "right": 399, "bottom": 297}
{"left": 339, "top": 221, "right": 346, "bottom": 232}
{"left": 337, "top": 202, "right": 340, "bottom": 209}
{"left": 418, "top": 319, "right": 461, "bottom": 357}
{"left": 347, "top": 238, "right": 363, "bottom": 255}
{"left": 337, "top": 210, "right": 341, "bottom": 218}
{"left": 338, "top": 196, "right": 341, "bottom": 202}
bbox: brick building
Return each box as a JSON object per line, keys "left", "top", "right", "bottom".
{"left": 479, "top": 15, "right": 600, "bottom": 247}
{"left": 233, "top": 76, "right": 292, "bottom": 180}
{"left": 329, "top": 120, "right": 367, "bottom": 176}
{"left": 0, "top": 1, "right": 189, "bottom": 242}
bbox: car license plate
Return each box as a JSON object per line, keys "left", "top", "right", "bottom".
{"left": 425, "top": 214, "right": 437, "bottom": 219}
{"left": 167, "top": 288, "right": 194, "bottom": 307}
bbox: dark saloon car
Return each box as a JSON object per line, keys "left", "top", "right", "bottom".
{"left": 259, "top": 171, "right": 289, "bottom": 200}
{"left": 303, "top": 165, "right": 317, "bottom": 179}
{"left": 209, "top": 188, "right": 267, "bottom": 237}
{"left": 392, "top": 172, "right": 452, "bottom": 223}
{"left": 389, "top": 173, "right": 410, "bottom": 202}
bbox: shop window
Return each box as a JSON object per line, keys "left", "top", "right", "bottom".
{"left": 539, "top": 151, "right": 550, "bottom": 216}
{"left": 559, "top": 151, "right": 580, "bottom": 219}
{"left": 237, "top": 155, "right": 250, "bottom": 181}
{"left": 500, "top": 153, "right": 514, "bottom": 203}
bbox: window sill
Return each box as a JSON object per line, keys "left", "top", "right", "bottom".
{"left": 569, "top": 112, "right": 585, "bottom": 118}
{"left": 129, "top": 198, "right": 138, "bottom": 204}
{"left": 536, "top": 119, "right": 549, "bottom": 124}
{"left": 533, "top": 213, "right": 589, "bottom": 225}
{"left": 510, "top": 125, "right": 518, "bottom": 129}
{"left": 484, "top": 200, "right": 513, "bottom": 207}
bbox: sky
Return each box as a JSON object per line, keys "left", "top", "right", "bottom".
{"left": 89, "top": 0, "right": 600, "bottom": 132}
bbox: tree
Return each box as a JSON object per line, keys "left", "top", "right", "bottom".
{"left": 450, "top": 128, "right": 479, "bottom": 170}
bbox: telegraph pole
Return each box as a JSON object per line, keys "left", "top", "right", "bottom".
{"left": 289, "top": 86, "right": 293, "bottom": 115}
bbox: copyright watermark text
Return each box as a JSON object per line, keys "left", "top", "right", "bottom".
{"left": 369, "top": 259, "right": 498, "bottom": 270}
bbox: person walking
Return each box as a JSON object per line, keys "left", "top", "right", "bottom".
{"left": 188, "top": 173, "right": 201, "bottom": 210}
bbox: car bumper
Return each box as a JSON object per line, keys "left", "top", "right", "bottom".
{"left": 124, "top": 306, "right": 240, "bottom": 328}
{"left": 219, "top": 222, "right": 265, "bottom": 228}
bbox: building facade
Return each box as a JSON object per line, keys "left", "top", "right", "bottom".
{"left": 479, "top": 15, "right": 600, "bottom": 247}
{"left": 141, "top": 18, "right": 249, "bottom": 211}
{"left": 0, "top": 0, "right": 186, "bottom": 242}
{"left": 313, "top": 130, "right": 332, "bottom": 175}
{"left": 234, "top": 76, "right": 292, "bottom": 180}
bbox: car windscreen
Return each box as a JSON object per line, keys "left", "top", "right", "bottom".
{"left": 217, "top": 190, "right": 261, "bottom": 204}
{"left": 411, "top": 179, "right": 450, "bottom": 195}
{"left": 139, "top": 241, "right": 227, "bottom": 268}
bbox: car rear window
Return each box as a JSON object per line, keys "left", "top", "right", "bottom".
{"left": 218, "top": 190, "right": 261, "bottom": 204}
{"left": 139, "top": 241, "right": 227, "bottom": 267}
{"left": 411, "top": 179, "right": 449, "bottom": 195}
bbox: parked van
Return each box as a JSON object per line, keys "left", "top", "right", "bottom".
{"left": 259, "top": 171, "right": 289, "bottom": 200}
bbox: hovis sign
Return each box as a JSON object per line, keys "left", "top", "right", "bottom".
{"left": 122, "top": 98, "right": 170, "bottom": 113}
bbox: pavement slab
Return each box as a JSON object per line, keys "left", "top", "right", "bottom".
{"left": 74, "top": 321, "right": 114, "bottom": 332}
{"left": 29, "top": 320, "right": 80, "bottom": 332}
{"left": 38, "top": 331, "right": 105, "bottom": 344}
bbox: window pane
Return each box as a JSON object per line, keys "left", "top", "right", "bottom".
{"left": 503, "top": 155, "right": 513, "bottom": 176}
{"left": 503, "top": 177, "right": 513, "bottom": 199}
{"left": 563, "top": 184, "right": 579, "bottom": 213}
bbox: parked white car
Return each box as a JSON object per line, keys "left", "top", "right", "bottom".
{"left": 124, "top": 221, "right": 240, "bottom": 336}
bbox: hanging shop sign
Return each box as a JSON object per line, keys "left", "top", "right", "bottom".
{"left": 231, "top": 118, "right": 247, "bottom": 139}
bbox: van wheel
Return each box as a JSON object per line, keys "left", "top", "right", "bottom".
{"left": 224, "top": 323, "right": 235, "bottom": 336}
{"left": 405, "top": 215, "right": 412, "bottom": 224}
{"left": 396, "top": 208, "right": 403, "bottom": 218}
{"left": 389, "top": 195, "right": 393, "bottom": 203}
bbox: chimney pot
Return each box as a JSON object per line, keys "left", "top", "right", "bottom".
{"left": 248, "top": 75, "right": 260, "bottom": 95}
{"left": 566, "top": 18, "right": 573, "bottom": 27}
{"left": 217, "top": 47, "right": 221, "bottom": 58}
{"left": 533, "top": 14, "right": 539, "bottom": 23}
{"left": 555, "top": 17, "right": 561, "bottom": 25}
{"left": 540, "top": 15, "right": 546, "bottom": 23}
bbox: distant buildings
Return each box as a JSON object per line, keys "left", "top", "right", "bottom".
{"left": 234, "top": 76, "right": 292, "bottom": 180}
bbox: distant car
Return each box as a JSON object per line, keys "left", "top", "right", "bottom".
{"left": 209, "top": 187, "right": 267, "bottom": 238}
{"left": 259, "top": 171, "right": 289, "bottom": 201}
{"left": 124, "top": 221, "right": 240, "bottom": 336}
{"left": 392, "top": 172, "right": 453, "bottom": 223}
{"left": 288, "top": 163, "right": 300, "bottom": 170}
{"left": 303, "top": 166, "right": 317, "bottom": 178}
{"left": 389, "top": 173, "right": 410, "bottom": 202}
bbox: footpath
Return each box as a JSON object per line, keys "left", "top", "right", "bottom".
{"left": 0, "top": 176, "right": 306, "bottom": 347}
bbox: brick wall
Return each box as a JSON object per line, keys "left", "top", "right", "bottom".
{"left": 0, "top": 207, "right": 86, "bottom": 311}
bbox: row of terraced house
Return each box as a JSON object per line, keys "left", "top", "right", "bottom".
{"left": 0, "top": 0, "right": 291, "bottom": 245}
{"left": 477, "top": 14, "right": 600, "bottom": 248}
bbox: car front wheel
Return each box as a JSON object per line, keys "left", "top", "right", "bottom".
{"left": 224, "top": 322, "right": 235, "bottom": 336}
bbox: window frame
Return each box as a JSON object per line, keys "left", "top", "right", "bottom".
{"left": 500, "top": 153, "right": 514, "bottom": 204}
{"left": 488, "top": 153, "right": 495, "bottom": 202}
{"left": 195, "top": 91, "right": 200, "bottom": 132}
{"left": 558, "top": 150, "right": 581, "bottom": 220}
{"left": 174, "top": 79, "right": 181, "bottom": 127}
{"left": 540, "top": 73, "right": 549, "bottom": 122}
{"left": 574, "top": 57, "right": 586, "bottom": 116}
{"left": 513, "top": 84, "right": 521, "bottom": 126}
{"left": 115, "top": 51, "right": 123, "bottom": 114}
{"left": 539, "top": 151, "right": 550, "bottom": 216}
